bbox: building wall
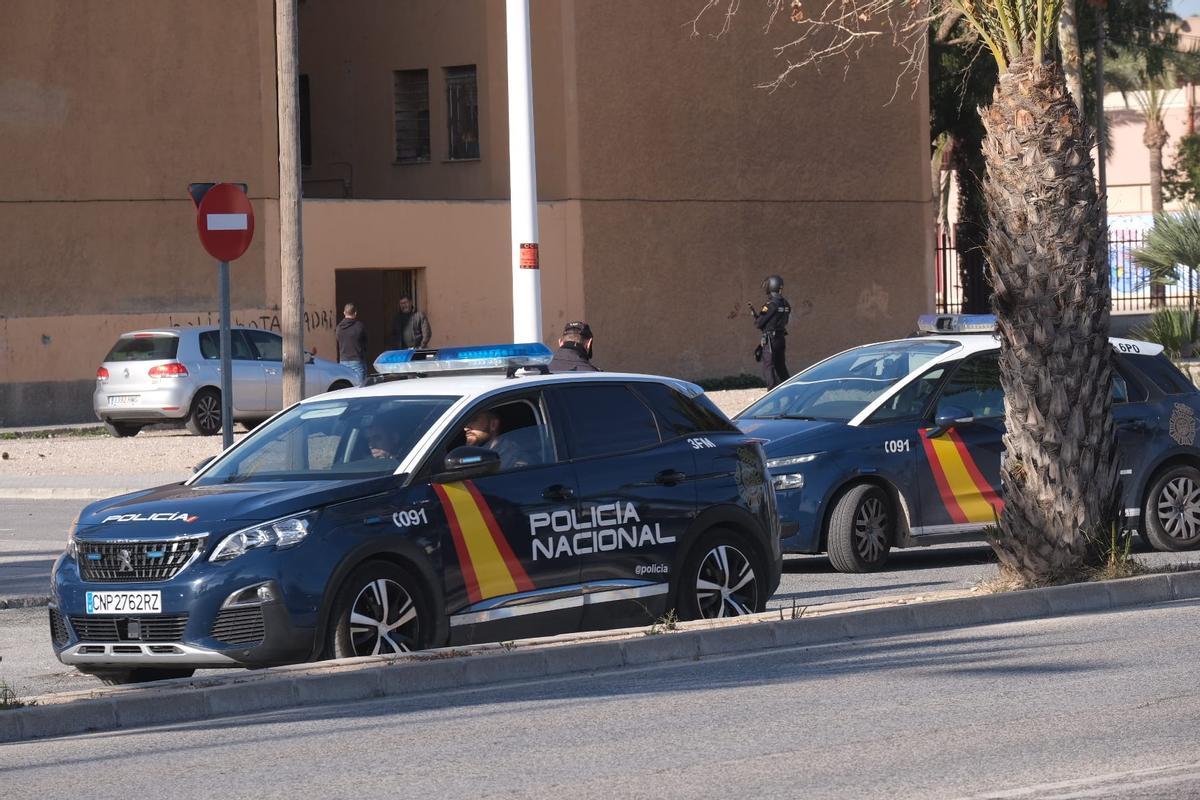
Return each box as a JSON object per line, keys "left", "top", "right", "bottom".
{"left": 0, "top": 0, "right": 284, "bottom": 425}
{"left": 568, "top": 1, "right": 934, "bottom": 377}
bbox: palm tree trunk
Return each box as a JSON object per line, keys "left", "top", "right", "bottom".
{"left": 1058, "top": 0, "right": 1085, "bottom": 112}
{"left": 981, "top": 57, "right": 1120, "bottom": 584}
{"left": 1146, "top": 120, "right": 1168, "bottom": 306}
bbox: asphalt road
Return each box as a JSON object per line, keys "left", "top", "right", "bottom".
{"left": 6, "top": 600, "right": 1200, "bottom": 799}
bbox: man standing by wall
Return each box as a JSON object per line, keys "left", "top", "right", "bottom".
{"left": 549, "top": 321, "right": 599, "bottom": 372}
{"left": 335, "top": 302, "right": 368, "bottom": 385}
{"left": 390, "top": 295, "right": 432, "bottom": 349}
{"left": 751, "top": 275, "right": 791, "bottom": 389}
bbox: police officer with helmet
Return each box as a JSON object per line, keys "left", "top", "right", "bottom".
{"left": 749, "top": 275, "right": 791, "bottom": 388}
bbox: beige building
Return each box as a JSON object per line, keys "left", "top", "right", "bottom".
{"left": 0, "top": 0, "right": 933, "bottom": 426}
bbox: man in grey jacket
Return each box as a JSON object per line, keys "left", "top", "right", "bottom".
{"left": 390, "top": 295, "right": 432, "bottom": 349}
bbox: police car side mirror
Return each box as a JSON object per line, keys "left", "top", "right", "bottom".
{"left": 434, "top": 446, "right": 501, "bottom": 483}
{"left": 930, "top": 405, "right": 974, "bottom": 437}
{"left": 193, "top": 456, "right": 215, "bottom": 474}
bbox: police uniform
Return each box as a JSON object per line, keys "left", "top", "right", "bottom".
{"left": 755, "top": 294, "right": 791, "bottom": 388}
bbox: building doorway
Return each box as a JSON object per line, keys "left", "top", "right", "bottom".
{"left": 334, "top": 268, "right": 425, "bottom": 368}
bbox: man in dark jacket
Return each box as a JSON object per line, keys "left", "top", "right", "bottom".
{"left": 549, "top": 321, "right": 599, "bottom": 372}
{"left": 335, "top": 303, "right": 368, "bottom": 385}
{"left": 390, "top": 295, "right": 432, "bottom": 349}
{"left": 750, "top": 275, "right": 792, "bottom": 389}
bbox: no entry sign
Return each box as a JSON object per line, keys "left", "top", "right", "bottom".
{"left": 190, "top": 182, "right": 255, "bottom": 262}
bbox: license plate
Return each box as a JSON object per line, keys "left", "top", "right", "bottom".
{"left": 85, "top": 591, "right": 162, "bottom": 615}
{"left": 107, "top": 395, "right": 140, "bottom": 407}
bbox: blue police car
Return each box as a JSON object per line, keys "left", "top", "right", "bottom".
{"left": 737, "top": 315, "right": 1200, "bottom": 573}
{"left": 50, "top": 344, "right": 780, "bottom": 683}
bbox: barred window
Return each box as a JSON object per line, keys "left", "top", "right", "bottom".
{"left": 445, "top": 65, "right": 480, "bottom": 160}
{"left": 393, "top": 69, "right": 430, "bottom": 163}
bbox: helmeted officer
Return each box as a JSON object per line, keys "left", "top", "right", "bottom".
{"left": 750, "top": 275, "right": 791, "bottom": 389}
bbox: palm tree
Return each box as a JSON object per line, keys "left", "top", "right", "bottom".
{"left": 1132, "top": 206, "right": 1200, "bottom": 301}
{"left": 954, "top": 0, "right": 1119, "bottom": 583}
{"left": 1106, "top": 53, "right": 1175, "bottom": 216}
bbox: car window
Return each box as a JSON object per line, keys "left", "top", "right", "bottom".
{"left": 937, "top": 353, "right": 1004, "bottom": 419}
{"left": 739, "top": 340, "right": 961, "bottom": 422}
{"left": 1124, "top": 353, "right": 1197, "bottom": 396}
{"left": 556, "top": 384, "right": 661, "bottom": 459}
{"left": 193, "top": 395, "right": 456, "bottom": 484}
{"left": 104, "top": 335, "right": 179, "bottom": 362}
{"left": 199, "top": 330, "right": 255, "bottom": 360}
{"left": 867, "top": 366, "right": 948, "bottom": 423}
{"left": 244, "top": 330, "right": 283, "bottom": 362}
{"left": 435, "top": 396, "right": 556, "bottom": 473}
{"left": 631, "top": 382, "right": 738, "bottom": 437}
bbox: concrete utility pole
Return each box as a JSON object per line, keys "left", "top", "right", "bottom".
{"left": 277, "top": 0, "right": 305, "bottom": 403}
{"left": 506, "top": 0, "right": 542, "bottom": 343}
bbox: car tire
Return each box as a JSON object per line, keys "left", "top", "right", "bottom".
{"left": 826, "top": 483, "right": 893, "bottom": 573}
{"left": 103, "top": 421, "right": 142, "bottom": 438}
{"left": 241, "top": 418, "right": 270, "bottom": 431}
{"left": 91, "top": 668, "right": 195, "bottom": 685}
{"left": 677, "top": 528, "right": 768, "bottom": 620}
{"left": 327, "top": 561, "right": 430, "bottom": 659}
{"left": 1142, "top": 464, "right": 1200, "bottom": 551}
{"left": 328, "top": 380, "right": 353, "bottom": 392}
{"left": 185, "top": 388, "right": 222, "bottom": 436}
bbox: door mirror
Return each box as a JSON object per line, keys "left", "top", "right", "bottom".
{"left": 434, "top": 446, "right": 501, "bottom": 482}
{"left": 193, "top": 456, "right": 216, "bottom": 474}
{"left": 930, "top": 405, "right": 974, "bottom": 437}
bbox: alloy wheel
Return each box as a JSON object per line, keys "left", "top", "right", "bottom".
{"left": 348, "top": 578, "right": 419, "bottom": 656}
{"left": 694, "top": 544, "right": 758, "bottom": 618}
{"left": 854, "top": 496, "right": 889, "bottom": 561}
{"left": 196, "top": 394, "right": 221, "bottom": 434}
{"left": 1156, "top": 476, "right": 1200, "bottom": 543}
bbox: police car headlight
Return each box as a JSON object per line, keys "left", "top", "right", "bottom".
{"left": 66, "top": 525, "right": 79, "bottom": 559}
{"left": 210, "top": 513, "right": 313, "bottom": 563}
{"left": 766, "top": 454, "right": 819, "bottom": 492}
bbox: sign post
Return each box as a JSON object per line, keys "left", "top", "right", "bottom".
{"left": 188, "top": 182, "right": 256, "bottom": 450}
{"left": 506, "top": 0, "right": 542, "bottom": 343}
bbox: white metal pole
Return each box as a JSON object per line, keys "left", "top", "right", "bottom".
{"left": 506, "top": 0, "right": 541, "bottom": 343}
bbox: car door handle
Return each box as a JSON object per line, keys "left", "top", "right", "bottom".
{"left": 542, "top": 484, "right": 575, "bottom": 501}
{"left": 655, "top": 469, "right": 687, "bottom": 486}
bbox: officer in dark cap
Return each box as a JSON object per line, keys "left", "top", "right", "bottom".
{"left": 749, "top": 275, "right": 791, "bottom": 388}
{"left": 549, "top": 320, "right": 599, "bottom": 372}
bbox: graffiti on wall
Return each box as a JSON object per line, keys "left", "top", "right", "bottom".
{"left": 165, "top": 309, "right": 337, "bottom": 333}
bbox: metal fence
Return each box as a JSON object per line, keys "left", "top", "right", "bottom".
{"left": 934, "top": 227, "right": 1200, "bottom": 314}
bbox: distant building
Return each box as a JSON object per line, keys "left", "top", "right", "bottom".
{"left": 0, "top": 0, "right": 933, "bottom": 426}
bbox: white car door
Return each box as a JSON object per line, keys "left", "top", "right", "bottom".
{"left": 243, "top": 329, "right": 284, "bottom": 411}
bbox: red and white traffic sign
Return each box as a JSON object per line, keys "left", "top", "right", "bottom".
{"left": 193, "top": 182, "right": 255, "bottom": 262}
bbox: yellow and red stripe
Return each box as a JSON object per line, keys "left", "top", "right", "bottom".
{"left": 433, "top": 480, "right": 533, "bottom": 603}
{"left": 919, "top": 429, "right": 1004, "bottom": 524}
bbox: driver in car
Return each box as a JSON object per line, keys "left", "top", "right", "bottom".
{"left": 367, "top": 421, "right": 403, "bottom": 460}
{"left": 463, "top": 410, "right": 527, "bottom": 469}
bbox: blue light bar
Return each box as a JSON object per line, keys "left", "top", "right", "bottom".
{"left": 916, "top": 314, "right": 997, "bottom": 334}
{"left": 374, "top": 342, "right": 554, "bottom": 375}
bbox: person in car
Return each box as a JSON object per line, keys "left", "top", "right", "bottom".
{"left": 367, "top": 421, "right": 403, "bottom": 460}
{"left": 463, "top": 410, "right": 528, "bottom": 469}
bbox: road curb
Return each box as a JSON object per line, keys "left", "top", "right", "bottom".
{"left": 0, "top": 489, "right": 140, "bottom": 501}
{"left": 0, "top": 596, "right": 52, "bottom": 610}
{"left": 4, "top": 570, "right": 1198, "bottom": 743}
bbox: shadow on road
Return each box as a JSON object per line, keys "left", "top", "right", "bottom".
{"left": 783, "top": 544, "right": 996, "bottom": 574}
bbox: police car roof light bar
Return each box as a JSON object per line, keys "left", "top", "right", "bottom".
{"left": 916, "top": 314, "right": 997, "bottom": 334}
{"left": 373, "top": 342, "right": 554, "bottom": 376}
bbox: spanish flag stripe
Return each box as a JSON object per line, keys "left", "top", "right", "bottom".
{"left": 463, "top": 480, "right": 534, "bottom": 592}
{"left": 433, "top": 483, "right": 481, "bottom": 604}
{"left": 947, "top": 429, "right": 1004, "bottom": 516}
{"left": 437, "top": 481, "right": 521, "bottom": 600}
{"left": 920, "top": 430, "right": 969, "bottom": 524}
{"left": 925, "top": 431, "right": 996, "bottom": 524}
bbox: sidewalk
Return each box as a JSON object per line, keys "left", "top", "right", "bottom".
{"left": 0, "top": 473, "right": 186, "bottom": 500}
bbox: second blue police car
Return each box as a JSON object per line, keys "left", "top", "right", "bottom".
{"left": 737, "top": 315, "right": 1200, "bottom": 573}
{"left": 50, "top": 344, "right": 780, "bottom": 683}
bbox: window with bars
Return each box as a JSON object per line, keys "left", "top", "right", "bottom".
{"left": 393, "top": 69, "right": 431, "bottom": 163}
{"left": 445, "top": 65, "right": 480, "bottom": 160}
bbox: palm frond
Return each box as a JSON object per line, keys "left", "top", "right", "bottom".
{"left": 1132, "top": 208, "right": 1200, "bottom": 286}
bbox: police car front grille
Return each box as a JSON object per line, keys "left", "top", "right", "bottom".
{"left": 68, "top": 614, "right": 188, "bottom": 643}
{"left": 49, "top": 608, "right": 70, "bottom": 646}
{"left": 210, "top": 606, "right": 266, "bottom": 646}
{"left": 78, "top": 537, "right": 205, "bottom": 583}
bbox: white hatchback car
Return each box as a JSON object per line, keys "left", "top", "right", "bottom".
{"left": 93, "top": 327, "right": 360, "bottom": 437}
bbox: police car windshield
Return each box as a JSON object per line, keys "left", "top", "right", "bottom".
{"left": 740, "top": 340, "right": 960, "bottom": 422}
{"left": 193, "top": 396, "right": 457, "bottom": 484}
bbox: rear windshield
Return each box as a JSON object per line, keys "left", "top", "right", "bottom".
{"left": 104, "top": 336, "right": 179, "bottom": 362}
{"left": 1124, "top": 354, "right": 1197, "bottom": 396}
